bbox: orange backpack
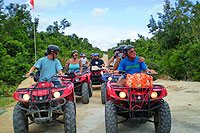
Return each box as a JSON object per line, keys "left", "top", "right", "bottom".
{"left": 126, "top": 73, "right": 153, "bottom": 88}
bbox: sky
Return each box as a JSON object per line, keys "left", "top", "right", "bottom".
{"left": 4, "top": 0, "right": 199, "bottom": 51}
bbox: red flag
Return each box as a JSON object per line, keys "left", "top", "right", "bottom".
{"left": 30, "top": 0, "right": 34, "bottom": 9}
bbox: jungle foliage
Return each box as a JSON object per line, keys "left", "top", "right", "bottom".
{"left": 0, "top": 1, "right": 102, "bottom": 96}
{"left": 0, "top": 0, "right": 200, "bottom": 97}
{"left": 108, "top": 0, "right": 200, "bottom": 81}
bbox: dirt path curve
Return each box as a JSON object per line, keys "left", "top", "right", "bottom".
{"left": 0, "top": 80, "right": 200, "bottom": 133}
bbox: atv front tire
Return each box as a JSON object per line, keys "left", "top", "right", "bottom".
{"left": 154, "top": 101, "right": 171, "bottom": 133}
{"left": 63, "top": 101, "right": 76, "bottom": 133}
{"left": 101, "top": 82, "right": 106, "bottom": 104}
{"left": 81, "top": 82, "right": 89, "bottom": 104}
{"left": 89, "top": 80, "right": 93, "bottom": 97}
{"left": 105, "top": 101, "right": 118, "bottom": 133}
{"left": 13, "top": 104, "right": 28, "bottom": 133}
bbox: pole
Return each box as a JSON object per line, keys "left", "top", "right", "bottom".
{"left": 33, "top": 9, "right": 37, "bottom": 62}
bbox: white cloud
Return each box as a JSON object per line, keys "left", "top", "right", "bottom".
{"left": 91, "top": 8, "right": 109, "bottom": 16}
{"left": 145, "top": 3, "right": 164, "bottom": 15}
{"left": 125, "top": 30, "right": 153, "bottom": 40}
{"left": 64, "top": 22, "right": 152, "bottom": 51}
{"left": 126, "top": 3, "right": 163, "bottom": 16}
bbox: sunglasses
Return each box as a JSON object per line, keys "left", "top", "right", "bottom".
{"left": 128, "top": 50, "right": 136, "bottom": 53}
{"left": 54, "top": 52, "right": 58, "bottom": 55}
{"left": 74, "top": 54, "right": 78, "bottom": 56}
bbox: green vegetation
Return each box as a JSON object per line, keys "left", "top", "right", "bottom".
{"left": 108, "top": 0, "right": 200, "bottom": 81}
{"left": 0, "top": 0, "right": 103, "bottom": 98}
{"left": 0, "top": 97, "right": 14, "bottom": 108}
{"left": 0, "top": 0, "right": 200, "bottom": 104}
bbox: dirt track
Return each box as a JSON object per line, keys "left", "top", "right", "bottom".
{"left": 0, "top": 79, "right": 200, "bottom": 133}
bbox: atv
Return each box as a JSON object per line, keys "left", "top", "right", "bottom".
{"left": 105, "top": 72, "right": 171, "bottom": 133}
{"left": 61, "top": 68, "right": 92, "bottom": 104}
{"left": 101, "top": 67, "right": 121, "bottom": 104}
{"left": 90, "top": 65, "right": 107, "bottom": 85}
{"left": 13, "top": 74, "right": 76, "bottom": 133}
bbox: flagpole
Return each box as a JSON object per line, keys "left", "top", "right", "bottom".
{"left": 33, "top": 9, "right": 36, "bottom": 62}
{"left": 30, "top": 0, "right": 36, "bottom": 62}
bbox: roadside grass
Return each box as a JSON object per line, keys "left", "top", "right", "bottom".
{"left": 0, "top": 96, "right": 15, "bottom": 109}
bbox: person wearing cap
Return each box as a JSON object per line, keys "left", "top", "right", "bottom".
{"left": 117, "top": 45, "right": 157, "bottom": 86}
{"left": 107, "top": 45, "right": 127, "bottom": 70}
{"left": 66, "top": 50, "right": 82, "bottom": 74}
{"left": 90, "top": 53, "right": 95, "bottom": 61}
{"left": 107, "top": 45, "right": 145, "bottom": 70}
{"left": 25, "top": 45, "right": 63, "bottom": 85}
{"left": 90, "top": 53, "right": 105, "bottom": 68}
{"left": 80, "top": 53, "right": 90, "bottom": 67}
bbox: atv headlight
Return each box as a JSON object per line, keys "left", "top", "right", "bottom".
{"left": 53, "top": 91, "right": 61, "bottom": 98}
{"left": 23, "top": 94, "right": 30, "bottom": 101}
{"left": 151, "top": 92, "right": 158, "bottom": 99}
{"left": 101, "top": 71, "right": 104, "bottom": 75}
{"left": 75, "top": 78, "right": 79, "bottom": 82}
{"left": 119, "top": 91, "right": 126, "bottom": 98}
{"left": 108, "top": 77, "right": 112, "bottom": 81}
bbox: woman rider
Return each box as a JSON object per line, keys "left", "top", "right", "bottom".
{"left": 66, "top": 50, "right": 82, "bottom": 74}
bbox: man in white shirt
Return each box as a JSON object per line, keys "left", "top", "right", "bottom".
{"left": 80, "top": 53, "right": 89, "bottom": 67}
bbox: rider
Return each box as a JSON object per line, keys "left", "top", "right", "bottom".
{"left": 107, "top": 45, "right": 145, "bottom": 70}
{"left": 107, "top": 45, "right": 127, "bottom": 70}
{"left": 80, "top": 53, "right": 90, "bottom": 67}
{"left": 90, "top": 53, "right": 95, "bottom": 61}
{"left": 117, "top": 45, "right": 156, "bottom": 86}
{"left": 66, "top": 50, "right": 82, "bottom": 74}
{"left": 26, "top": 45, "right": 63, "bottom": 85}
{"left": 90, "top": 53, "right": 105, "bottom": 68}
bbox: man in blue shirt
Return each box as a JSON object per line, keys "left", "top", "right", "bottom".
{"left": 117, "top": 45, "right": 156, "bottom": 86}
{"left": 26, "top": 45, "right": 63, "bottom": 85}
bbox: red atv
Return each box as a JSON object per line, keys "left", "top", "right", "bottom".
{"left": 105, "top": 73, "right": 171, "bottom": 133}
{"left": 13, "top": 75, "right": 76, "bottom": 133}
{"left": 61, "top": 70, "right": 92, "bottom": 104}
{"left": 91, "top": 66, "right": 107, "bottom": 85}
{"left": 101, "top": 68, "right": 121, "bottom": 104}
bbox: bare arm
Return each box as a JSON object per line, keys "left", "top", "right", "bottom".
{"left": 139, "top": 56, "right": 145, "bottom": 62}
{"left": 25, "top": 66, "right": 37, "bottom": 77}
{"left": 65, "top": 60, "right": 70, "bottom": 71}
{"left": 107, "top": 56, "right": 114, "bottom": 66}
{"left": 58, "top": 70, "right": 63, "bottom": 75}
{"left": 113, "top": 57, "right": 121, "bottom": 70}
{"left": 144, "top": 69, "right": 157, "bottom": 74}
{"left": 79, "top": 60, "right": 83, "bottom": 73}
{"left": 86, "top": 59, "right": 90, "bottom": 67}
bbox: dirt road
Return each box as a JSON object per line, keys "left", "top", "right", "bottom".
{"left": 0, "top": 79, "right": 200, "bottom": 133}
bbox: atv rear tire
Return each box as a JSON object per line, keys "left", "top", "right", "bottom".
{"left": 89, "top": 80, "right": 93, "bottom": 97}
{"left": 101, "top": 82, "right": 106, "bottom": 104}
{"left": 82, "top": 82, "right": 89, "bottom": 104}
{"left": 63, "top": 101, "right": 76, "bottom": 133}
{"left": 154, "top": 101, "right": 171, "bottom": 133}
{"left": 105, "top": 101, "right": 118, "bottom": 133}
{"left": 13, "top": 104, "right": 28, "bottom": 133}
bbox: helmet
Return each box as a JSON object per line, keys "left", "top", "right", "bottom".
{"left": 93, "top": 53, "right": 99, "bottom": 56}
{"left": 80, "top": 53, "right": 86, "bottom": 57}
{"left": 71, "top": 50, "right": 78, "bottom": 56}
{"left": 124, "top": 45, "right": 135, "bottom": 56}
{"left": 118, "top": 45, "right": 127, "bottom": 52}
{"left": 114, "top": 47, "right": 120, "bottom": 52}
{"left": 91, "top": 53, "right": 94, "bottom": 56}
{"left": 47, "top": 45, "right": 60, "bottom": 54}
{"left": 114, "top": 45, "right": 127, "bottom": 53}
